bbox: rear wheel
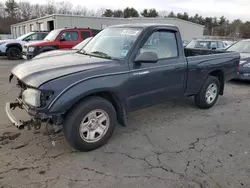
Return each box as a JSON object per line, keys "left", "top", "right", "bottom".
{"left": 194, "top": 76, "right": 220, "bottom": 109}
{"left": 63, "top": 97, "right": 116, "bottom": 151}
{"left": 6, "top": 47, "right": 21, "bottom": 60}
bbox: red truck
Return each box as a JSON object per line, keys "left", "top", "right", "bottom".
{"left": 22, "top": 28, "right": 100, "bottom": 59}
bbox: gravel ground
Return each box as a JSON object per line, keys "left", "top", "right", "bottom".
{"left": 0, "top": 56, "right": 250, "bottom": 188}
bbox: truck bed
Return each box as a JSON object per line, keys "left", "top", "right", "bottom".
{"left": 184, "top": 48, "right": 226, "bottom": 57}
{"left": 184, "top": 48, "right": 240, "bottom": 96}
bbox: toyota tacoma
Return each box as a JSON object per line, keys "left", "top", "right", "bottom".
{"left": 6, "top": 24, "right": 240, "bottom": 151}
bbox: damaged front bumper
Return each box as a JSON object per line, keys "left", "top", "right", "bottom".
{"left": 5, "top": 102, "right": 23, "bottom": 128}
{"left": 5, "top": 97, "right": 63, "bottom": 131}
{"left": 5, "top": 98, "right": 44, "bottom": 129}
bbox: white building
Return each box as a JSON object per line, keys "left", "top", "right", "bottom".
{"left": 11, "top": 14, "right": 204, "bottom": 41}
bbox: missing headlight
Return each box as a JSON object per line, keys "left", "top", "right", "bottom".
{"left": 40, "top": 90, "right": 54, "bottom": 107}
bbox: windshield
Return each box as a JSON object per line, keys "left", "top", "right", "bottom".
{"left": 17, "top": 32, "right": 34, "bottom": 40}
{"left": 227, "top": 41, "right": 250, "bottom": 53}
{"left": 72, "top": 37, "right": 92, "bottom": 50}
{"left": 44, "top": 29, "right": 62, "bottom": 41}
{"left": 186, "top": 40, "right": 210, "bottom": 49}
{"left": 82, "top": 27, "right": 142, "bottom": 59}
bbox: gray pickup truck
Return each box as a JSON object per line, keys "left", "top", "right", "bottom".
{"left": 6, "top": 24, "right": 240, "bottom": 151}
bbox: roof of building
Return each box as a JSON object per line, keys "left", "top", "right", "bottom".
{"left": 110, "top": 23, "right": 178, "bottom": 29}
{"left": 11, "top": 14, "right": 205, "bottom": 28}
{"left": 192, "top": 39, "right": 225, "bottom": 42}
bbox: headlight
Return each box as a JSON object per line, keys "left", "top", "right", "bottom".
{"left": 243, "top": 62, "right": 250, "bottom": 67}
{"left": 28, "top": 46, "right": 35, "bottom": 52}
{"left": 22, "top": 89, "right": 41, "bottom": 107}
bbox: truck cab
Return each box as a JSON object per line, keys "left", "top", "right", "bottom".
{"left": 22, "top": 28, "right": 100, "bottom": 59}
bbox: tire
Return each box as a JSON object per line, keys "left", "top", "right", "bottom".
{"left": 6, "top": 47, "right": 21, "bottom": 60}
{"left": 26, "top": 55, "right": 32, "bottom": 60}
{"left": 194, "top": 76, "right": 220, "bottom": 109}
{"left": 63, "top": 96, "right": 117, "bottom": 151}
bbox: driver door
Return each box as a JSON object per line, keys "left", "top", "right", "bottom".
{"left": 59, "top": 31, "right": 79, "bottom": 49}
{"left": 127, "top": 29, "right": 187, "bottom": 111}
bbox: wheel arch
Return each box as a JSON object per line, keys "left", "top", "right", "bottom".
{"left": 6, "top": 43, "right": 22, "bottom": 51}
{"left": 209, "top": 70, "right": 224, "bottom": 95}
{"left": 63, "top": 90, "right": 127, "bottom": 127}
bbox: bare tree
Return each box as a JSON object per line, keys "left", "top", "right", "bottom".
{"left": 86, "top": 9, "right": 95, "bottom": 16}
{"left": 18, "top": 1, "right": 33, "bottom": 20}
{"left": 44, "top": 0, "right": 56, "bottom": 15}
{"left": 158, "top": 10, "right": 168, "bottom": 18}
{"left": 57, "top": 0, "right": 73, "bottom": 14}
{"left": 73, "top": 5, "right": 87, "bottom": 15}
{"left": 94, "top": 8, "right": 105, "bottom": 17}
{"left": 31, "top": 4, "right": 46, "bottom": 18}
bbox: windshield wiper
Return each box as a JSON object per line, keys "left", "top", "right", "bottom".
{"left": 91, "top": 51, "right": 112, "bottom": 59}
{"left": 77, "top": 49, "right": 88, "bottom": 55}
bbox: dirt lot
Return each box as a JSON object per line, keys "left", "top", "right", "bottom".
{"left": 0, "top": 56, "right": 250, "bottom": 188}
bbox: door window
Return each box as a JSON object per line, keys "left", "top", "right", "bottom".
{"left": 81, "top": 31, "right": 91, "bottom": 39}
{"left": 139, "top": 31, "right": 178, "bottom": 59}
{"left": 210, "top": 41, "right": 218, "bottom": 49}
{"left": 60, "top": 31, "right": 79, "bottom": 41}
{"left": 24, "top": 33, "right": 39, "bottom": 41}
{"left": 218, "top": 42, "right": 224, "bottom": 48}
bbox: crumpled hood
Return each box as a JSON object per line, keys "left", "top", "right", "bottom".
{"left": 11, "top": 53, "right": 112, "bottom": 87}
{"left": 33, "top": 49, "right": 76, "bottom": 59}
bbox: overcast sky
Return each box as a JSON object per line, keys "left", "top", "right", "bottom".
{"left": 5, "top": 0, "right": 250, "bottom": 21}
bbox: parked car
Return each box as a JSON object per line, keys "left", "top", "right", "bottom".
{"left": 22, "top": 28, "right": 100, "bottom": 60}
{"left": 32, "top": 37, "right": 93, "bottom": 60}
{"left": 223, "top": 40, "right": 236, "bottom": 48}
{"left": 186, "top": 39, "right": 226, "bottom": 50}
{"left": 226, "top": 39, "right": 250, "bottom": 80}
{"left": 6, "top": 24, "right": 240, "bottom": 151}
{"left": 0, "top": 31, "right": 49, "bottom": 60}
{"left": 183, "top": 40, "right": 189, "bottom": 47}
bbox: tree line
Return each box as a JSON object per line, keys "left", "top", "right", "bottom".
{"left": 0, "top": 0, "right": 250, "bottom": 39}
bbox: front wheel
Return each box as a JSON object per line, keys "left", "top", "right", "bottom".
{"left": 6, "top": 47, "right": 21, "bottom": 60}
{"left": 63, "top": 97, "right": 116, "bottom": 151}
{"left": 194, "top": 76, "right": 220, "bottom": 109}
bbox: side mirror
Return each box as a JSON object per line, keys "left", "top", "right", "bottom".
{"left": 25, "top": 38, "right": 30, "bottom": 42}
{"left": 134, "top": 52, "right": 158, "bottom": 63}
{"left": 60, "top": 38, "right": 66, "bottom": 42}
{"left": 212, "top": 47, "right": 217, "bottom": 50}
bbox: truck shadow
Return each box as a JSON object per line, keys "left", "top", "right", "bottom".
{"left": 229, "top": 80, "right": 250, "bottom": 86}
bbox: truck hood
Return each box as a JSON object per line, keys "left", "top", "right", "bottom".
{"left": 11, "top": 53, "right": 113, "bottom": 87}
